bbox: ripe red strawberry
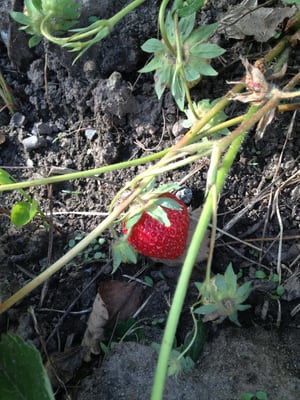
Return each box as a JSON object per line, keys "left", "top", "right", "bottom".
{"left": 122, "top": 193, "right": 189, "bottom": 259}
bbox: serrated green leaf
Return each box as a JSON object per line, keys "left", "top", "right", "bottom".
{"left": 146, "top": 205, "right": 170, "bottom": 227}
{"left": 139, "top": 55, "right": 164, "bottom": 73}
{"left": 190, "top": 43, "right": 225, "bottom": 59}
{"left": 214, "top": 274, "right": 227, "bottom": 292}
{"left": 141, "top": 38, "right": 165, "bottom": 53}
{"left": 0, "top": 335, "right": 55, "bottom": 400}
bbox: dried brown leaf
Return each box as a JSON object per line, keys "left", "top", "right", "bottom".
{"left": 45, "top": 346, "right": 86, "bottom": 388}
{"left": 219, "top": 0, "right": 297, "bottom": 42}
{"left": 99, "top": 281, "right": 144, "bottom": 327}
{"left": 81, "top": 292, "right": 109, "bottom": 360}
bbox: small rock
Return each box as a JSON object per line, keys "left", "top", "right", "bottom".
{"left": 172, "top": 120, "right": 186, "bottom": 137}
{"left": 85, "top": 129, "right": 97, "bottom": 140}
{"left": 22, "top": 136, "right": 47, "bottom": 151}
{"left": 176, "top": 187, "right": 193, "bottom": 204}
{"left": 11, "top": 112, "right": 25, "bottom": 127}
{"left": 32, "top": 122, "right": 53, "bottom": 136}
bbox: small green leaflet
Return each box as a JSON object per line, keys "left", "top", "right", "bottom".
{"left": 153, "top": 183, "right": 181, "bottom": 194}
{"left": 124, "top": 211, "right": 143, "bottom": 232}
{"left": 0, "top": 335, "right": 55, "bottom": 400}
{"left": 177, "top": 0, "right": 205, "bottom": 17}
{"left": 146, "top": 205, "right": 170, "bottom": 227}
{"left": 0, "top": 169, "right": 15, "bottom": 185}
{"left": 112, "top": 239, "right": 137, "bottom": 272}
{"left": 155, "top": 196, "right": 182, "bottom": 211}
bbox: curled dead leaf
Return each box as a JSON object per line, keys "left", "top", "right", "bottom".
{"left": 98, "top": 281, "right": 144, "bottom": 328}
{"left": 81, "top": 292, "right": 109, "bottom": 361}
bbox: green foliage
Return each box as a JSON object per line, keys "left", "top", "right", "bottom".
{"left": 10, "top": 0, "right": 80, "bottom": 47}
{"left": 255, "top": 270, "right": 285, "bottom": 300}
{"left": 0, "top": 169, "right": 40, "bottom": 226}
{"left": 112, "top": 236, "right": 137, "bottom": 272}
{"left": 182, "top": 98, "right": 230, "bottom": 135}
{"left": 195, "top": 263, "right": 252, "bottom": 326}
{"left": 241, "top": 391, "right": 268, "bottom": 400}
{"left": 100, "top": 317, "right": 145, "bottom": 354}
{"left": 140, "top": 2, "right": 225, "bottom": 110}
{"left": 0, "top": 334, "right": 54, "bottom": 400}
{"left": 65, "top": 234, "right": 108, "bottom": 264}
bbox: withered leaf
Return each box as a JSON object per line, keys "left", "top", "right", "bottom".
{"left": 219, "top": 0, "right": 297, "bottom": 42}
{"left": 98, "top": 281, "right": 144, "bottom": 328}
{"left": 81, "top": 292, "right": 109, "bottom": 361}
{"left": 45, "top": 346, "right": 86, "bottom": 389}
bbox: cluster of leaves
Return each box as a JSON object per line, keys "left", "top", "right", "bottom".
{"left": 182, "top": 98, "right": 229, "bottom": 133}
{"left": 139, "top": 2, "right": 225, "bottom": 110}
{"left": 66, "top": 234, "right": 107, "bottom": 264}
{"left": 195, "top": 263, "right": 252, "bottom": 326}
{"left": 10, "top": 0, "right": 80, "bottom": 47}
{"left": 255, "top": 270, "right": 285, "bottom": 299}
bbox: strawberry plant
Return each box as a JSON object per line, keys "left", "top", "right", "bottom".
{"left": 139, "top": 0, "right": 225, "bottom": 110}
{"left": 10, "top": 0, "right": 80, "bottom": 47}
{"left": 1, "top": 2, "right": 300, "bottom": 400}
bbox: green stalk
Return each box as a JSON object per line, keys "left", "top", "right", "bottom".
{"left": 159, "top": 0, "right": 175, "bottom": 55}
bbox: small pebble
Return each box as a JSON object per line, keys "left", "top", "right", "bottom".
{"left": 85, "top": 129, "right": 97, "bottom": 140}
{"left": 22, "top": 136, "right": 46, "bottom": 151}
{"left": 176, "top": 187, "right": 193, "bottom": 204}
{"left": 11, "top": 112, "right": 25, "bottom": 127}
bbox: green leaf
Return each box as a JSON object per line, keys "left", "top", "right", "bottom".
{"left": 32, "top": 0, "right": 43, "bottom": 12}
{"left": 146, "top": 205, "right": 170, "bottom": 227}
{"left": 112, "top": 239, "right": 137, "bottom": 272}
{"left": 194, "top": 304, "right": 218, "bottom": 315}
{"left": 178, "top": 13, "right": 195, "bottom": 42}
{"left": 139, "top": 55, "right": 164, "bottom": 73}
{"left": 10, "top": 199, "right": 38, "bottom": 226}
{"left": 171, "top": 69, "right": 185, "bottom": 110}
{"left": 155, "top": 196, "right": 182, "bottom": 210}
{"left": 0, "top": 169, "right": 15, "bottom": 185}
{"left": 10, "top": 11, "right": 32, "bottom": 26}
{"left": 276, "top": 285, "right": 285, "bottom": 297}
{"left": 0, "top": 335, "right": 55, "bottom": 400}
{"left": 224, "top": 263, "right": 237, "bottom": 289}
{"left": 141, "top": 38, "right": 165, "bottom": 53}
{"left": 177, "top": 0, "right": 205, "bottom": 17}
{"left": 236, "top": 281, "right": 252, "bottom": 303}
{"left": 187, "top": 23, "right": 218, "bottom": 45}
{"left": 124, "top": 211, "right": 143, "bottom": 232}
{"left": 190, "top": 43, "right": 225, "bottom": 59}
{"left": 28, "top": 35, "right": 42, "bottom": 47}
{"left": 154, "top": 63, "right": 172, "bottom": 99}
{"left": 255, "top": 270, "right": 267, "bottom": 279}
{"left": 153, "top": 183, "right": 181, "bottom": 194}
{"left": 183, "top": 63, "right": 201, "bottom": 82}
{"left": 195, "top": 60, "right": 218, "bottom": 76}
